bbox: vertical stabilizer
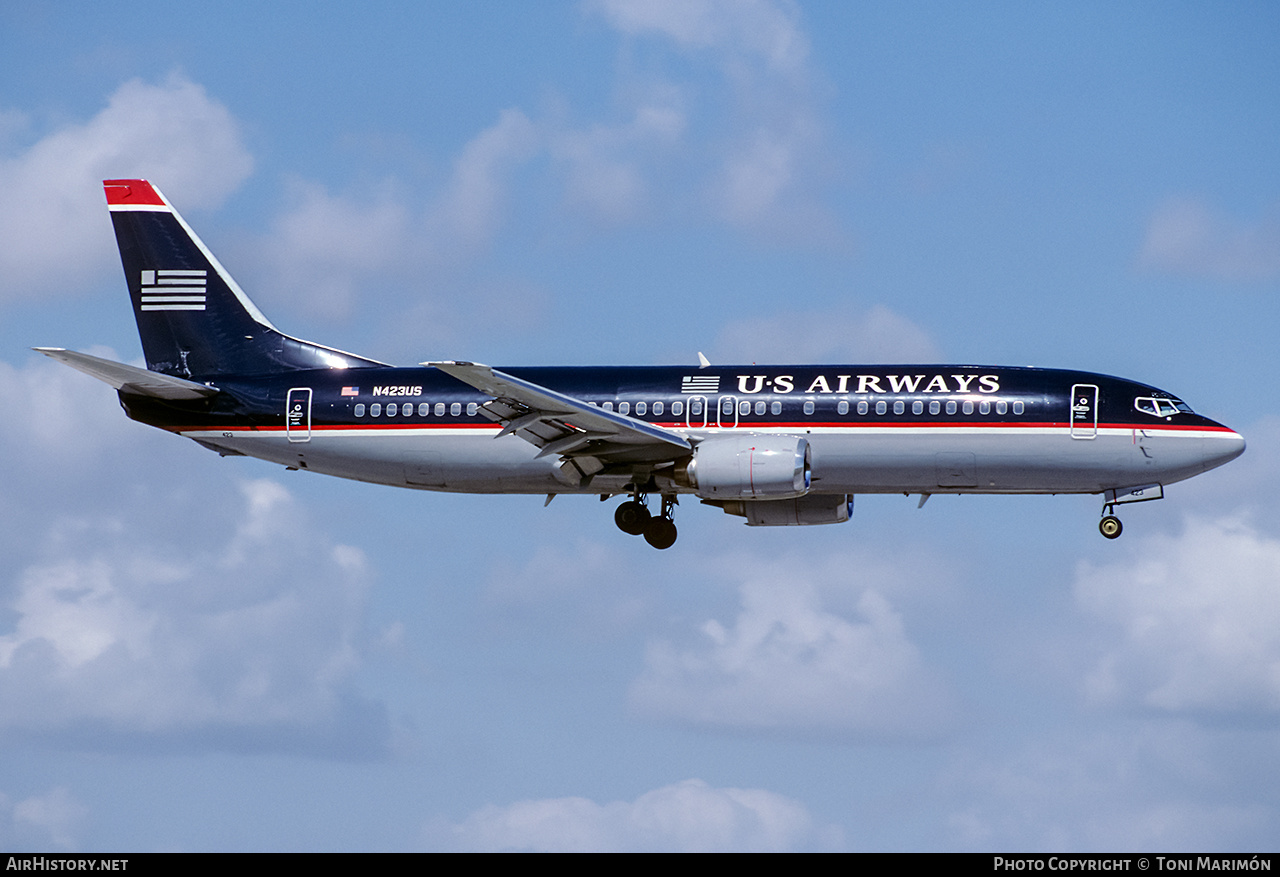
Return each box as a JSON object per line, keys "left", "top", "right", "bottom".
{"left": 104, "top": 179, "right": 383, "bottom": 378}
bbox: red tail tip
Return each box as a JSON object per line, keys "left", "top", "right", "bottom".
{"left": 103, "top": 179, "right": 165, "bottom": 206}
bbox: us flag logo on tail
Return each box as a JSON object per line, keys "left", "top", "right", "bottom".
{"left": 140, "top": 269, "right": 207, "bottom": 311}
{"left": 681, "top": 374, "right": 720, "bottom": 394}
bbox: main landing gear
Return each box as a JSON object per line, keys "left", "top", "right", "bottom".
{"left": 613, "top": 490, "right": 678, "bottom": 549}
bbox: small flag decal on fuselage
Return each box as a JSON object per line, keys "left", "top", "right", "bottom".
{"left": 139, "top": 269, "right": 207, "bottom": 311}
{"left": 341, "top": 386, "right": 360, "bottom": 396}
{"left": 681, "top": 375, "right": 720, "bottom": 394}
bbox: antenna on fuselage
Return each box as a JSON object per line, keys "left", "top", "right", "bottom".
{"left": 697, "top": 352, "right": 711, "bottom": 368}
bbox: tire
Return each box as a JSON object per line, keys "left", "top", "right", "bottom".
{"left": 643, "top": 517, "right": 678, "bottom": 549}
{"left": 615, "top": 500, "right": 650, "bottom": 535}
{"left": 1099, "top": 515, "right": 1123, "bottom": 539}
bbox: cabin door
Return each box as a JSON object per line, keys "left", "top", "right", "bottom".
{"left": 286, "top": 387, "right": 312, "bottom": 442}
{"left": 1069, "top": 384, "right": 1098, "bottom": 439}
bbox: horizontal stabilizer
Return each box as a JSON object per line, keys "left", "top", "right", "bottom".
{"left": 33, "top": 348, "right": 219, "bottom": 400}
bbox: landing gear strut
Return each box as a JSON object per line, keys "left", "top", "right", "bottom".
{"left": 643, "top": 495, "right": 678, "bottom": 549}
{"left": 614, "top": 490, "right": 678, "bottom": 549}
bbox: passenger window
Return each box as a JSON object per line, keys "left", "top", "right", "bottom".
{"left": 467, "top": 402, "right": 478, "bottom": 416}
{"left": 722, "top": 399, "right": 734, "bottom": 415}
{"left": 946, "top": 401, "right": 957, "bottom": 415}
{"left": 387, "top": 403, "right": 398, "bottom": 416}
{"left": 857, "top": 401, "right": 868, "bottom": 415}
{"left": 370, "top": 403, "right": 382, "bottom": 417}
{"left": 979, "top": 401, "right": 990, "bottom": 415}
{"left": 837, "top": 400, "right": 849, "bottom": 415}
{"left": 673, "top": 401, "right": 684, "bottom": 416}
{"left": 619, "top": 401, "right": 631, "bottom": 415}
{"left": 450, "top": 402, "right": 461, "bottom": 416}
{"left": 435, "top": 402, "right": 445, "bottom": 416}
{"left": 962, "top": 401, "right": 974, "bottom": 415}
{"left": 929, "top": 401, "right": 940, "bottom": 415}
{"left": 893, "top": 401, "right": 905, "bottom": 415}
{"left": 912, "top": 401, "right": 923, "bottom": 415}
{"left": 875, "top": 400, "right": 887, "bottom": 415}
{"left": 636, "top": 401, "right": 647, "bottom": 415}
{"left": 739, "top": 400, "right": 751, "bottom": 416}
{"left": 690, "top": 400, "right": 702, "bottom": 415}
{"left": 803, "top": 400, "right": 815, "bottom": 415}
{"left": 354, "top": 403, "right": 366, "bottom": 417}
{"left": 653, "top": 401, "right": 663, "bottom": 415}
{"left": 996, "top": 400, "right": 1007, "bottom": 415}
{"left": 1013, "top": 401, "right": 1024, "bottom": 415}
{"left": 602, "top": 401, "right": 614, "bottom": 411}
{"left": 753, "top": 401, "right": 765, "bottom": 415}
{"left": 419, "top": 402, "right": 429, "bottom": 416}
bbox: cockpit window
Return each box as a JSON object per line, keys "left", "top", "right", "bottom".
{"left": 1135, "top": 396, "right": 1191, "bottom": 417}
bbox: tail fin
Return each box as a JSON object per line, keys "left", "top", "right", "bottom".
{"left": 104, "top": 179, "right": 384, "bottom": 378}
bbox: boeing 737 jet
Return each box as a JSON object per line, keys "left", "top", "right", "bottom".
{"left": 37, "top": 180, "right": 1245, "bottom": 548}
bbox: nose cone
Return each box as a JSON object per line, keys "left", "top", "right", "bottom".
{"left": 1203, "top": 424, "right": 1246, "bottom": 473}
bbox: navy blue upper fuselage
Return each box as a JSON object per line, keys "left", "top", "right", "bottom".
{"left": 115, "top": 364, "right": 1229, "bottom": 434}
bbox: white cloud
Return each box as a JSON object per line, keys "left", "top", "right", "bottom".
{"left": 709, "top": 304, "right": 941, "bottom": 364}
{"left": 427, "top": 107, "right": 540, "bottom": 248}
{"left": 485, "top": 539, "right": 652, "bottom": 639}
{"left": 1075, "top": 516, "right": 1280, "bottom": 715}
{"left": 0, "top": 74, "right": 253, "bottom": 304}
{"left": 592, "top": 0, "right": 810, "bottom": 75}
{"left": 630, "top": 553, "right": 955, "bottom": 740}
{"left": 943, "top": 728, "right": 1271, "bottom": 852}
{"left": 0, "top": 351, "right": 389, "bottom": 757}
{"left": 252, "top": 178, "right": 412, "bottom": 322}
{"left": 591, "top": 0, "right": 837, "bottom": 235}
{"left": 249, "top": 108, "right": 539, "bottom": 325}
{"left": 0, "top": 478, "right": 386, "bottom": 754}
{"left": 436, "top": 778, "right": 838, "bottom": 851}
{"left": 0, "top": 787, "right": 88, "bottom": 852}
{"left": 1138, "top": 198, "right": 1280, "bottom": 282}
{"left": 550, "top": 100, "right": 686, "bottom": 222}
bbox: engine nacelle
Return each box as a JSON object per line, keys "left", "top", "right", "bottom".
{"left": 719, "top": 494, "right": 853, "bottom": 527}
{"left": 685, "top": 435, "right": 810, "bottom": 499}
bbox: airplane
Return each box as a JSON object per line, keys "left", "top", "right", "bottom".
{"left": 36, "top": 179, "right": 1245, "bottom": 549}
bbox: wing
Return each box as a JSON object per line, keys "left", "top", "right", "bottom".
{"left": 34, "top": 348, "right": 219, "bottom": 400}
{"left": 425, "top": 361, "right": 691, "bottom": 479}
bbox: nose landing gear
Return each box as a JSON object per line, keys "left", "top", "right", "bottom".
{"left": 1099, "top": 514, "right": 1123, "bottom": 539}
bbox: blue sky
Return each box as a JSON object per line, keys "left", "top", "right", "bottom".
{"left": 1, "top": 0, "right": 1278, "bottom": 851}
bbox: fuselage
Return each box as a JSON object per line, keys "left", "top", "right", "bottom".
{"left": 119, "top": 363, "right": 1245, "bottom": 498}
{"left": 48, "top": 179, "right": 1244, "bottom": 547}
